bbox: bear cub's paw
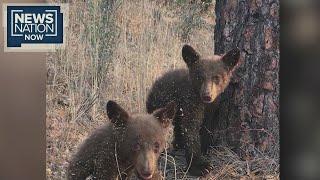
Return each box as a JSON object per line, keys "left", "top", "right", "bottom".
{"left": 188, "top": 156, "right": 213, "bottom": 177}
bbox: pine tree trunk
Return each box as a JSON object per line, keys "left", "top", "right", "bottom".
{"left": 203, "top": 0, "right": 279, "bottom": 159}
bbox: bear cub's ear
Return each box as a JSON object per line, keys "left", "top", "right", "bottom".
{"left": 153, "top": 101, "right": 176, "bottom": 128}
{"left": 106, "top": 100, "right": 129, "bottom": 125}
{"left": 222, "top": 48, "right": 241, "bottom": 71}
{"left": 182, "top": 44, "right": 200, "bottom": 67}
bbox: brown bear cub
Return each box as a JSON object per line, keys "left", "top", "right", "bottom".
{"left": 146, "top": 45, "right": 240, "bottom": 176}
{"left": 68, "top": 100, "right": 176, "bottom": 180}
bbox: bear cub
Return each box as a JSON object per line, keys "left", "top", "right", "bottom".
{"left": 146, "top": 45, "right": 240, "bottom": 176}
{"left": 68, "top": 100, "right": 176, "bottom": 180}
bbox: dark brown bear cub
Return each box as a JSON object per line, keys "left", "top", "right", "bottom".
{"left": 146, "top": 45, "right": 240, "bottom": 176}
{"left": 68, "top": 100, "right": 176, "bottom": 180}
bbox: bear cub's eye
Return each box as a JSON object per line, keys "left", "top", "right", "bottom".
{"left": 133, "top": 143, "right": 140, "bottom": 151}
{"left": 212, "top": 76, "right": 220, "bottom": 83}
{"left": 196, "top": 75, "right": 204, "bottom": 82}
{"left": 154, "top": 142, "right": 160, "bottom": 153}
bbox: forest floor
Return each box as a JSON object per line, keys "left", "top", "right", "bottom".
{"left": 46, "top": 0, "right": 279, "bottom": 179}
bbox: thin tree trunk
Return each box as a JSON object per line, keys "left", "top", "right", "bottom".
{"left": 203, "top": 0, "right": 279, "bottom": 159}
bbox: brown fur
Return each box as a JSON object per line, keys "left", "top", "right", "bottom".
{"left": 146, "top": 45, "right": 240, "bottom": 176}
{"left": 68, "top": 101, "right": 175, "bottom": 180}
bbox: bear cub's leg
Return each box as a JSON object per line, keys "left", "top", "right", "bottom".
{"left": 177, "top": 106, "right": 213, "bottom": 176}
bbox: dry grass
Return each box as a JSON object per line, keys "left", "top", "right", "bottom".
{"left": 46, "top": 0, "right": 278, "bottom": 179}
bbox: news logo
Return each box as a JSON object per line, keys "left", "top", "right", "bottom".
{"left": 3, "top": 4, "right": 68, "bottom": 52}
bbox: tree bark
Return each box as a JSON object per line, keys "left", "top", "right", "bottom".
{"left": 203, "top": 0, "right": 279, "bottom": 159}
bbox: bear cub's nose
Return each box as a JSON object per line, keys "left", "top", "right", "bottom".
{"left": 141, "top": 171, "right": 152, "bottom": 179}
{"left": 202, "top": 95, "right": 212, "bottom": 102}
